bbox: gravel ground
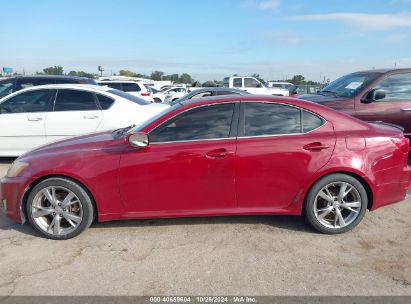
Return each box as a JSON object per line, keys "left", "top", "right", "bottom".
{"left": 0, "top": 158, "right": 410, "bottom": 296}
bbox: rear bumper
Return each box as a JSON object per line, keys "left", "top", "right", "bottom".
{"left": 372, "top": 165, "right": 411, "bottom": 211}
{"left": 0, "top": 176, "right": 30, "bottom": 224}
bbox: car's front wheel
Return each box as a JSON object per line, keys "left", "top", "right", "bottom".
{"left": 304, "top": 174, "right": 368, "bottom": 234}
{"left": 26, "top": 177, "right": 94, "bottom": 240}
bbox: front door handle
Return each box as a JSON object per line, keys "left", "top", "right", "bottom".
{"left": 28, "top": 117, "right": 43, "bottom": 122}
{"left": 84, "top": 115, "right": 99, "bottom": 119}
{"left": 401, "top": 108, "right": 411, "bottom": 112}
{"left": 303, "top": 142, "right": 330, "bottom": 151}
{"left": 206, "top": 148, "right": 233, "bottom": 159}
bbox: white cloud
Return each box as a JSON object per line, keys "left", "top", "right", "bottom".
{"left": 258, "top": 0, "right": 280, "bottom": 10}
{"left": 259, "top": 30, "right": 301, "bottom": 45}
{"left": 290, "top": 13, "right": 411, "bottom": 31}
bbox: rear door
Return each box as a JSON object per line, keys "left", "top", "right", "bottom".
{"left": 354, "top": 72, "right": 411, "bottom": 139}
{"left": 236, "top": 102, "right": 336, "bottom": 209}
{"left": 0, "top": 89, "right": 53, "bottom": 155}
{"left": 45, "top": 89, "right": 103, "bottom": 143}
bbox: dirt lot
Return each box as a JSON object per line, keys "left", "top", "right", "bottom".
{"left": 0, "top": 158, "right": 410, "bottom": 296}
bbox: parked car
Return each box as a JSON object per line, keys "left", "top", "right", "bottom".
{"left": 267, "top": 81, "right": 294, "bottom": 89}
{"left": 163, "top": 87, "right": 250, "bottom": 104}
{"left": 299, "top": 69, "right": 411, "bottom": 143}
{"left": 2, "top": 95, "right": 410, "bottom": 239}
{"left": 144, "top": 84, "right": 160, "bottom": 94}
{"left": 0, "top": 84, "right": 168, "bottom": 156}
{"left": 153, "top": 86, "right": 188, "bottom": 103}
{"left": 223, "top": 76, "right": 289, "bottom": 96}
{"left": 0, "top": 75, "right": 97, "bottom": 99}
{"left": 289, "top": 85, "right": 321, "bottom": 97}
{"left": 98, "top": 80, "right": 153, "bottom": 102}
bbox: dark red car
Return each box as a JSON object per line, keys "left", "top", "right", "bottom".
{"left": 1, "top": 96, "right": 410, "bottom": 239}
{"left": 300, "top": 68, "right": 411, "bottom": 143}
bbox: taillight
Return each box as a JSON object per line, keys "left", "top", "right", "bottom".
{"left": 391, "top": 138, "right": 409, "bottom": 154}
{"left": 141, "top": 92, "right": 151, "bottom": 96}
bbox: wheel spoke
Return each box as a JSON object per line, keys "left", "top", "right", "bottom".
{"left": 42, "top": 188, "right": 55, "bottom": 205}
{"left": 343, "top": 201, "right": 361, "bottom": 208}
{"left": 61, "top": 192, "right": 76, "bottom": 208}
{"left": 32, "top": 206, "right": 54, "bottom": 218}
{"left": 63, "top": 212, "right": 81, "bottom": 224}
{"left": 335, "top": 208, "right": 346, "bottom": 228}
{"left": 317, "top": 207, "right": 333, "bottom": 220}
{"left": 338, "top": 183, "right": 350, "bottom": 200}
{"left": 48, "top": 215, "right": 61, "bottom": 235}
{"left": 318, "top": 189, "right": 334, "bottom": 203}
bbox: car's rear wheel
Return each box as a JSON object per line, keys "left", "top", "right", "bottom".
{"left": 304, "top": 174, "right": 368, "bottom": 234}
{"left": 26, "top": 177, "right": 94, "bottom": 240}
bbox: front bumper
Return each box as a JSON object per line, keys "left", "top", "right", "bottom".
{"left": 0, "top": 176, "right": 31, "bottom": 224}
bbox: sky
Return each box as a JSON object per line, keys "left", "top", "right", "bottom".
{"left": 1, "top": 0, "right": 411, "bottom": 82}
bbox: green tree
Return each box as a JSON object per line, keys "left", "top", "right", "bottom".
{"left": 119, "top": 70, "right": 137, "bottom": 77}
{"left": 178, "top": 73, "right": 193, "bottom": 84}
{"left": 43, "top": 66, "right": 64, "bottom": 75}
{"left": 150, "top": 70, "right": 164, "bottom": 81}
{"left": 291, "top": 75, "right": 305, "bottom": 85}
{"left": 68, "top": 70, "right": 96, "bottom": 78}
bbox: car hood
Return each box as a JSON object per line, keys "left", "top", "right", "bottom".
{"left": 19, "top": 131, "right": 124, "bottom": 161}
{"left": 299, "top": 94, "right": 349, "bottom": 104}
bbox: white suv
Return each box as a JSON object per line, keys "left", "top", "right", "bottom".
{"left": 223, "top": 76, "right": 289, "bottom": 96}
{"left": 98, "top": 81, "right": 153, "bottom": 102}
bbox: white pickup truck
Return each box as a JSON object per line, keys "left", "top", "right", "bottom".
{"left": 223, "top": 76, "right": 289, "bottom": 96}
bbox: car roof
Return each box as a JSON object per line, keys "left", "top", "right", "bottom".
{"left": 353, "top": 68, "right": 411, "bottom": 74}
{"left": 98, "top": 80, "right": 141, "bottom": 84}
{"left": 15, "top": 83, "right": 111, "bottom": 92}
{"left": 190, "top": 87, "right": 248, "bottom": 93}
{"left": 4, "top": 75, "right": 93, "bottom": 81}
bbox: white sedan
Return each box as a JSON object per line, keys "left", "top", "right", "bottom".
{"left": 153, "top": 87, "right": 188, "bottom": 103}
{"left": 0, "top": 84, "right": 169, "bottom": 156}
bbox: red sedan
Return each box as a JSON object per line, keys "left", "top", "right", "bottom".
{"left": 1, "top": 96, "right": 410, "bottom": 239}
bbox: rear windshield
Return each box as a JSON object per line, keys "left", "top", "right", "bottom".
{"left": 108, "top": 89, "right": 150, "bottom": 105}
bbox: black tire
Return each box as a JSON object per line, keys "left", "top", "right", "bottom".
{"left": 26, "top": 177, "right": 94, "bottom": 240}
{"left": 154, "top": 98, "right": 162, "bottom": 103}
{"left": 303, "top": 173, "right": 368, "bottom": 234}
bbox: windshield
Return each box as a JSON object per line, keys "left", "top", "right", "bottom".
{"left": 127, "top": 102, "right": 183, "bottom": 134}
{"left": 320, "top": 72, "right": 380, "bottom": 98}
{"left": 108, "top": 89, "right": 150, "bottom": 105}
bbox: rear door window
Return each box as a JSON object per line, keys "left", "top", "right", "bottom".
{"left": 96, "top": 94, "right": 115, "bottom": 110}
{"left": 122, "top": 83, "right": 141, "bottom": 92}
{"left": 54, "top": 89, "right": 98, "bottom": 111}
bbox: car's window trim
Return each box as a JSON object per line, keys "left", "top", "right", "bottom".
{"left": 238, "top": 101, "right": 326, "bottom": 138}
{"left": 149, "top": 102, "right": 239, "bottom": 144}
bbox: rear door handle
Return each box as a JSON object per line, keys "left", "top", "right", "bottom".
{"left": 303, "top": 142, "right": 330, "bottom": 151}
{"left": 28, "top": 117, "right": 43, "bottom": 122}
{"left": 206, "top": 148, "right": 233, "bottom": 159}
{"left": 401, "top": 108, "right": 411, "bottom": 112}
{"left": 84, "top": 115, "right": 99, "bottom": 119}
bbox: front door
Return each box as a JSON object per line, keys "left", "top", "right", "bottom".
{"left": 236, "top": 102, "right": 336, "bottom": 209}
{"left": 0, "top": 89, "right": 53, "bottom": 155}
{"left": 355, "top": 72, "right": 411, "bottom": 139}
{"left": 119, "top": 103, "right": 238, "bottom": 213}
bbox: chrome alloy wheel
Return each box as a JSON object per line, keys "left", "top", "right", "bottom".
{"left": 31, "top": 186, "right": 83, "bottom": 236}
{"left": 313, "top": 182, "right": 362, "bottom": 229}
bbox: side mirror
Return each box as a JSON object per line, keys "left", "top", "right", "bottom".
{"left": 126, "top": 132, "right": 149, "bottom": 148}
{"left": 362, "top": 88, "right": 386, "bottom": 104}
